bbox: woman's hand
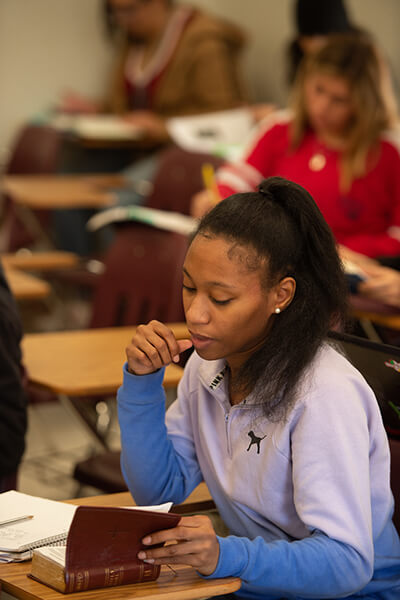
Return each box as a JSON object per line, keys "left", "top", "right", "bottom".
{"left": 126, "top": 320, "right": 192, "bottom": 375}
{"left": 191, "top": 189, "right": 217, "bottom": 218}
{"left": 137, "top": 515, "right": 220, "bottom": 576}
{"left": 358, "top": 265, "right": 400, "bottom": 308}
{"left": 249, "top": 102, "right": 277, "bottom": 123}
{"left": 123, "top": 110, "right": 169, "bottom": 142}
{"left": 58, "top": 90, "right": 100, "bottom": 114}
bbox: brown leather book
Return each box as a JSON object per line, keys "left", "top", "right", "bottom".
{"left": 30, "top": 505, "right": 180, "bottom": 593}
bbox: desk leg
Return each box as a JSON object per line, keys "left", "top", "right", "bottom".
{"left": 13, "top": 203, "right": 54, "bottom": 249}
{"left": 58, "top": 394, "right": 109, "bottom": 450}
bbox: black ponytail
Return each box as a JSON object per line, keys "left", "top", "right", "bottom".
{"left": 195, "top": 177, "right": 348, "bottom": 420}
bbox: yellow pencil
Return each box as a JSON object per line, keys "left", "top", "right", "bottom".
{"left": 201, "top": 163, "right": 221, "bottom": 205}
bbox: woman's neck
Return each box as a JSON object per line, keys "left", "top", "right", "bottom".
{"left": 314, "top": 129, "right": 349, "bottom": 151}
{"left": 226, "top": 337, "right": 267, "bottom": 406}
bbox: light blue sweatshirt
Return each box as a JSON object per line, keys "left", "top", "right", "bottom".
{"left": 117, "top": 344, "right": 400, "bottom": 599}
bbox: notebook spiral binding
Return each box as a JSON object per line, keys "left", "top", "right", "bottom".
{"left": 25, "top": 532, "right": 68, "bottom": 552}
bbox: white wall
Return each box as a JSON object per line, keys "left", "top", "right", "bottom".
{"left": 0, "top": 0, "right": 112, "bottom": 161}
{"left": 1, "top": 0, "right": 399, "bottom": 161}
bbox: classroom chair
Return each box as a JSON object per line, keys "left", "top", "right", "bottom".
{"left": 72, "top": 225, "right": 189, "bottom": 492}
{"left": 1, "top": 124, "right": 63, "bottom": 252}
{"left": 89, "top": 224, "right": 188, "bottom": 327}
{"left": 145, "top": 146, "right": 224, "bottom": 215}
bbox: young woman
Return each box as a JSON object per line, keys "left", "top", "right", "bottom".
{"left": 118, "top": 177, "right": 400, "bottom": 599}
{"left": 192, "top": 35, "right": 400, "bottom": 261}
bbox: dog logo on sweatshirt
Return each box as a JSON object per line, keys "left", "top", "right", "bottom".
{"left": 246, "top": 430, "right": 266, "bottom": 454}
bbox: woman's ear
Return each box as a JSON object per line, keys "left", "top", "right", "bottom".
{"left": 275, "top": 277, "right": 296, "bottom": 312}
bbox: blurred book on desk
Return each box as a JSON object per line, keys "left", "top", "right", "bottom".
{"left": 43, "top": 114, "right": 144, "bottom": 142}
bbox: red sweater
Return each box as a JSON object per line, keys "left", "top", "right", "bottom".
{"left": 216, "top": 111, "right": 400, "bottom": 257}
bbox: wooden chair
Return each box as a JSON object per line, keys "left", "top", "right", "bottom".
{"left": 1, "top": 124, "right": 63, "bottom": 251}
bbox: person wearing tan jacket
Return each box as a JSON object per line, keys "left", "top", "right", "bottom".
{"left": 61, "top": 0, "right": 248, "bottom": 143}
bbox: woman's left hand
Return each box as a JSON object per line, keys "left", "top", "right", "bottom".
{"left": 123, "top": 110, "right": 169, "bottom": 141}
{"left": 137, "top": 515, "right": 220, "bottom": 576}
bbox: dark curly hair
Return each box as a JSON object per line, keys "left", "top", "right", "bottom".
{"left": 194, "top": 176, "right": 348, "bottom": 420}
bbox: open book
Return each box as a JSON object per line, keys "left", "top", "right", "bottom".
{"left": 48, "top": 114, "right": 144, "bottom": 142}
{"left": 30, "top": 505, "right": 180, "bottom": 593}
{"left": 166, "top": 107, "right": 255, "bottom": 160}
{"left": 0, "top": 491, "right": 172, "bottom": 564}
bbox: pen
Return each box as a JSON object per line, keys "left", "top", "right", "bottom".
{"left": 0, "top": 515, "right": 34, "bottom": 527}
{"left": 201, "top": 163, "right": 221, "bottom": 206}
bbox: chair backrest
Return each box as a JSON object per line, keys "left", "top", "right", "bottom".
{"left": 146, "top": 146, "right": 224, "bottom": 215}
{"left": 389, "top": 438, "right": 400, "bottom": 533}
{"left": 89, "top": 225, "right": 188, "bottom": 328}
{"left": 2, "top": 124, "right": 63, "bottom": 251}
{"left": 328, "top": 331, "right": 400, "bottom": 532}
{"left": 328, "top": 331, "right": 400, "bottom": 439}
{"left": 5, "top": 124, "right": 62, "bottom": 175}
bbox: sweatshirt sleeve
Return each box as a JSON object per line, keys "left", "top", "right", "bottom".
{"left": 204, "top": 362, "right": 392, "bottom": 597}
{"left": 215, "top": 113, "right": 290, "bottom": 199}
{"left": 117, "top": 364, "right": 202, "bottom": 506}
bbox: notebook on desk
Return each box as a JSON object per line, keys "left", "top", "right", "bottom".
{"left": 328, "top": 331, "right": 400, "bottom": 438}
{"left": 0, "top": 491, "right": 77, "bottom": 562}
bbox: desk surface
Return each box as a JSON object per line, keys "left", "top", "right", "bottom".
{"left": 5, "top": 268, "right": 51, "bottom": 301}
{"left": 2, "top": 175, "right": 124, "bottom": 210}
{"left": 65, "top": 484, "right": 215, "bottom": 515}
{"left": 22, "top": 324, "right": 190, "bottom": 396}
{"left": 0, "top": 488, "right": 240, "bottom": 600}
{"left": 2, "top": 251, "right": 79, "bottom": 272}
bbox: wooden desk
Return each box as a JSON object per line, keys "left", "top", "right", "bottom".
{"left": 0, "top": 490, "right": 240, "bottom": 600}
{"left": 5, "top": 268, "right": 51, "bottom": 301}
{"left": 2, "top": 251, "right": 79, "bottom": 272}
{"left": 69, "top": 484, "right": 215, "bottom": 515}
{"left": 2, "top": 175, "right": 124, "bottom": 210}
{"left": 22, "top": 324, "right": 190, "bottom": 396}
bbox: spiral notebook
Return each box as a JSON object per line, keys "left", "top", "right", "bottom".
{"left": 0, "top": 491, "right": 77, "bottom": 563}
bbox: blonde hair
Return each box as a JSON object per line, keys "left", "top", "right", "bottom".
{"left": 290, "top": 34, "right": 398, "bottom": 191}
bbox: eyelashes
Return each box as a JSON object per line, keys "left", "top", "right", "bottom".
{"left": 182, "top": 284, "right": 232, "bottom": 306}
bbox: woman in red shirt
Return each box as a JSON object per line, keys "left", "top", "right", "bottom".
{"left": 193, "top": 34, "right": 400, "bottom": 261}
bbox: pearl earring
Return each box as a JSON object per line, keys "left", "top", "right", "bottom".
{"left": 274, "top": 307, "right": 281, "bottom": 314}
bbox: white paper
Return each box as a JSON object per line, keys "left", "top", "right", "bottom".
{"left": 0, "top": 491, "right": 77, "bottom": 554}
{"left": 166, "top": 108, "right": 255, "bottom": 159}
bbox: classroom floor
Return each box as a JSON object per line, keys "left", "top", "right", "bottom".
{"left": 18, "top": 396, "right": 121, "bottom": 501}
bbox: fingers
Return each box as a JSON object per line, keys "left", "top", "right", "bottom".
{"left": 177, "top": 339, "right": 193, "bottom": 360}
{"left": 137, "top": 516, "right": 219, "bottom": 575}
{"left": 190, "top": 190, "right": 214, "bottom": 218}
{"left": 126, "top": 321, "right": 192, "bottom": 375}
